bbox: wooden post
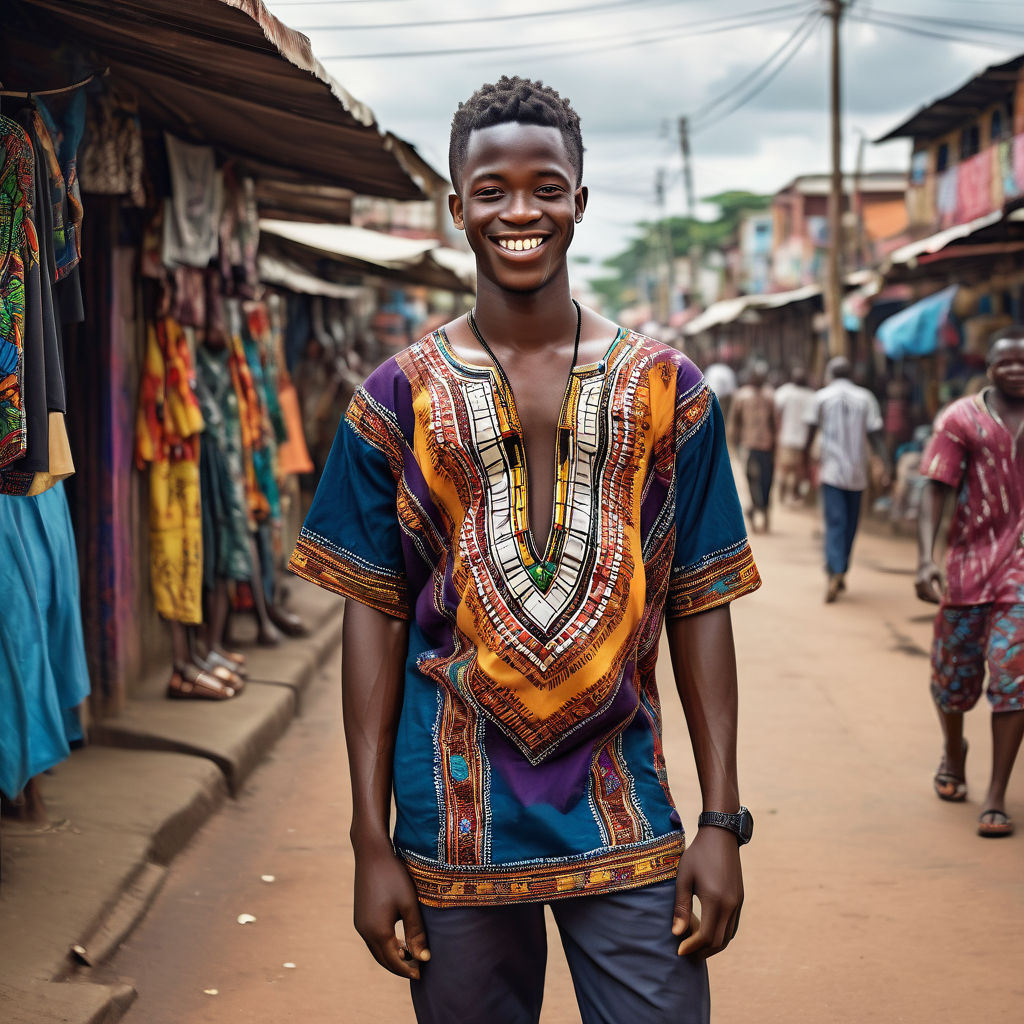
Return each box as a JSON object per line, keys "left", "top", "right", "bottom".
{"left": 824, "top": 0, "right": 847, "bottom": 358}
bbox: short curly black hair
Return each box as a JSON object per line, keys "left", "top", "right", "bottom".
{"left": 449, "top": 76, "right": 583, "bottom": 192}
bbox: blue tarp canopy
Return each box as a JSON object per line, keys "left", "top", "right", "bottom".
{"left": 876, "top": 286, "right": 958, "bottom": 359}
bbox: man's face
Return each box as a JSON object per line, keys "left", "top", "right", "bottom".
{"left": 449, "top": 122, "right": 586, "bottom": 295}
{"left": 988, "top": 338, "right": 1024, "bottom": 400}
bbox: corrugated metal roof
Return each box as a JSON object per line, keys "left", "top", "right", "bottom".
{"left": 875, "top": 55, "right": 1024, "bottom": 143}
{"left": 8, "top": 0, "right": 427, "bottom": 200}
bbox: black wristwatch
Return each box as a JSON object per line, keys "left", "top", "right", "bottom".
{"left": 697, "top": 806, "right": 753, "bottom": 846}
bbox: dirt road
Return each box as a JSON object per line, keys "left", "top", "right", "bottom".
{"left": 104, "top": 501, "right": 1023, "bottom": 1023}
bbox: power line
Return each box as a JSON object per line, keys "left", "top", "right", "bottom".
{"left": 319, "top": 3, "right": 809, "bottom": 61}
{"left": 690, "top": 7, "right": 820, "bottom": 126}
{"left": 296, "top": 0, "right": 679, "bottom": 32}
{"left": 869, "top": 7, "right": 1024, "bottom": 34}
{"left": 691, "top": 9, "right": 821, "bottom": 131}
{"left": 849, "top": 11, "right": 1019, "bottom": 50}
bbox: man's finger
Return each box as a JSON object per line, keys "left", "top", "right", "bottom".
{"left": 401, "top": 897, "right": 431, "bottom": 963}
{"left": 379, "top": 934, "right": 423, "bottom": 980}
{"left": 671, "top": 883, "right": 694, "bottom": 937}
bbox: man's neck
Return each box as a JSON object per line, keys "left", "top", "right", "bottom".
{"left": 988, "top": 386, "right": 1024, "bottom": 431}
{"left": 472, "top": 271, "right": 577, "bottom": 353}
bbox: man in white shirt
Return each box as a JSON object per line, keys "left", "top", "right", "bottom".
{"left": 803, "top": 357, "right": 890, "bottom": 603}
{"left": 773, "top": 367, "right": 815, "bottom": 504}
{"left": 703, "top": 361, "right": 738, "bottom": 420}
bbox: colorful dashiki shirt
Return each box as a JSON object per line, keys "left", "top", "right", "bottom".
{"left": 290, "top": 328, "right": 761, "bottom": 907}
{"left": 922, "top": 390, "right": 1024, "bottom": 606}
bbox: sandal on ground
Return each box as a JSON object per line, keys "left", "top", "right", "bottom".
{"left": 206, "top": 649, "right": 249, "bottom": 680}
{"left": 220, "top": 648, "right": 247, "bottom": 668}
{"left": 977, "top": 809, "right": 1014, "bottom": 838}
{"left": 934, "top": 739, "right": 968, "bottom": 802}
{"left": 167, "top": 665, "right": 237, "bottom": 701}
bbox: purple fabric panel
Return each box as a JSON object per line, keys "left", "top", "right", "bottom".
{"left": 485, "top": 660, "right": 639, "bottom": 811}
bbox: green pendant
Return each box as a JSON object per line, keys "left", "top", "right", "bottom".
{"left": 528, "top": 561, "right": 557, "bottom": 592}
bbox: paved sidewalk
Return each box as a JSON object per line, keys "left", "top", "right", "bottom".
{"left": 0, "top": 585, "right": 343, "bottom": 1024}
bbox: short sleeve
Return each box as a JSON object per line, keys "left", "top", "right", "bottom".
{"left": 921, "top": 405, "right": 967, "bottom": 490}
{"left": 666, "top": 389, "right": 762, "bottom": 618}
{"left": 803, "top": 391, "right": 822, "bottom": 427}
{"left": 865, "top": 392, "right": 884, "bottom": 434}
{"left": 288, "top": 390, "right": 409, "bottom": 619}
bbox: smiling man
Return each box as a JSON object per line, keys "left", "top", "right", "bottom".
{"left": 916, "top": 328, "right": 1024, "bottom": 841}
{"left": 290, "top": 76, "right": 760, "bottom": 1024}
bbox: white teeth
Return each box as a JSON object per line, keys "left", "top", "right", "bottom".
{"left": 498, "top": 237, "right": 543, "bottom": 251}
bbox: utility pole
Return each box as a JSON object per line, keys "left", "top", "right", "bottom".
{"left": 678, "top": 115, "right": 699, "bottom": 308}
{"left": 655, "top": 168, "right": 674, "bottom": 322}
{"left": 824, "top": 0, "right": 847, "bottom": 358}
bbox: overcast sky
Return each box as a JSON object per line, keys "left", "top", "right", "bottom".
{"left": 265, "top": 0, "right": 1021, "bottom": 273}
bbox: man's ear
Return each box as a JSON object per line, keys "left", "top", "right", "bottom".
{"left": 449, "top": 193, "right": 465, "bottom": 231}
{"left": 575, "top": 186, "right": 588, "bottom": 220}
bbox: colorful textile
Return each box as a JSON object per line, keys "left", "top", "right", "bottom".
{"left": 931, "top": 603, "right": 1024, "bottom": 714}
{"left": 955, "top": 150, "right": 994, "bottom": 224}
{"left": 921, "top": 391, "right": 1024, "bottom": 606}
{"left": 0, "top": 482, "right": 90, "bottom": 799}
{"left": 0, "top": 115, "right": 38, "bottom": 469}
{"left": 35, "top": 93, "right": 85, "bottom": 277}
{"left": 196, "top": 343, "right": 252, "bottom": 586}
{"left": 135, "top": 319, "right": 205, "bottom": 623}
{"left": 290, "top": 329, "right": 760, "bottom": 907}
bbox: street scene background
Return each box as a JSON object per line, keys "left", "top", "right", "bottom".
{"left": 2, "top": 1, "right": 1024, "bottom": 1022}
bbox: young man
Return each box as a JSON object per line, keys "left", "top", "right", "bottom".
{"left": 728, "top": 360, "right": 777, "bottom": 533}
{"left": 290, "top": 77, "right": 760, "bottom": 1023}
{"left": 916, "top": 328, "right": 1024, "bottom": 839}
{"left": 803, "top": 356, "right": 889, "bottom": 603}
{"left": 774, "top": 366, "right": 815, "bottom": 505}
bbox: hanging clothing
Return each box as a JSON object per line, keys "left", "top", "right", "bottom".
{"left": 162, "top": 133, "right": 223, "bottom": 268}
{"left": 35, "top": 92, "right": 85, "bottom": 278}
{"left": 196, "top": 342, "right": 252, "bottom": 588}
{"left": 0, "top": 115, "right": 37, "bottom": 471}
{"left": 135, "top": 318, "right": 205, "bottom": 623}
{"left": 78, "top": 93, "right": 144, "bottom": 205}
{"left": 0, "top": 481, "right": 91, "bottom": 800}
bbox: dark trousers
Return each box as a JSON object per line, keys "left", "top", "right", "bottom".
{"left": 745, "top": 448, "right": 775, "bottom": 512}
{"left": 411, "top": 880, "right": 710, "bottom": 1024}
{"left": 822, "top": 483, "right": 862, "bottom": 575}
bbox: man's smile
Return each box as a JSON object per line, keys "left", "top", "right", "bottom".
{"left": 490, "top": 234, "right": 550, "bottom": 253}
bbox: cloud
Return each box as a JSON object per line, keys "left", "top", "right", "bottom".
{"left": 266, "top": 0, "right": 1019, "bottom": 267}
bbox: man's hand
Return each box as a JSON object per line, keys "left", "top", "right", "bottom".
{"left": 915, "top": 560, "right": 944, "bottom": 604}
{"left": 353, "top": 843, "right": 430, "bottom": 980}
{"left": 672, "top": 826, "right": 744, "bottom": 958}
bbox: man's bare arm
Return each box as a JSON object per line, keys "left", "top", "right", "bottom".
{"left": 666, "top": 604, "right": 744, "bottom": 958}
{"left": 915, "top": 480, "right": 950, "bottom": 603}
{"left": 342, "top": 600, "right": 429, "bottom": 979}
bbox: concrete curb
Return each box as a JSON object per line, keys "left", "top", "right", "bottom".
{"left": 0, "top": 585, "right": 343, "bottom": 1024}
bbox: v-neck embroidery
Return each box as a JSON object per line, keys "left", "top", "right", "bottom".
{"left": 433, "top": 326, "right": 625, "bottom": 590}
{"left": 978, "top": 387, "right": 1024, "bottom": 459}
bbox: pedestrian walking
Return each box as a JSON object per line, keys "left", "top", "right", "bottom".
{"left": 773, "top": 366, "right": 815, "bottom": 504}
{"left": 803, "top": 356, "right": 889, "bottom": 603}
{"left": 703, "top": 359, "right": 738, "bottom": 421}
{"left": 915, "top": 328, "right": 1024, "bottom": 839}
{"left": 289, "top": 76, "right": 760, "bottom": 1024}
{"left": 728, "top": 360, "right": 777, "bottom": 532}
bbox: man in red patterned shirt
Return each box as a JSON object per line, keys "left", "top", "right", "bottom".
{"left": 916, "top": 328, "right": 1024, "bottom": 838}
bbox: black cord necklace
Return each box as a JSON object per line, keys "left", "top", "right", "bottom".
{"left": 466, "top": 299, "right": 582, "bottom": 388}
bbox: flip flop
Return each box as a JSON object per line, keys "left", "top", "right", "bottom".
{"left": 205, "top": 649, "right": 249, "bottom": 680}
{"left": 167, "top": 666, "right": 236, "bottom": 701}
{"left": 977, "top": 809, "right": 1014, "bottom": 838}
{"left": 933, "top": 738, "right": 968, "bottom": 802}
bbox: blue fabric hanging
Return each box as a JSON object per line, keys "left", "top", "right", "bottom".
{"left": 876, "top": 286, "right": 958, "bottom": 359}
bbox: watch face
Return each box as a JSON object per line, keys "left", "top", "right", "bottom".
{"left": 738, "top": 808, "right": 754, "bottom": 844}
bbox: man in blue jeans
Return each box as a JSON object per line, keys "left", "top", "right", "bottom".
{"left": 803, "top": 357, "right": 890, "bottom": 603}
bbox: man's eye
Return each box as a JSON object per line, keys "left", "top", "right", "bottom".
{"left": 476, "top": 188, "right": 502, "bottom": 198}
{"left": 537, "top": 185, "right": 563, "bottom": 195}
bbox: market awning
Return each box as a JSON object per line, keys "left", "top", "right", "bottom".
{"left": 684, "top": 285, "right": 822, "bottom": 336}
{"left": 7, "top": 0, "right": 427, "bottom": 199}
{"left": 257, "top": 253, "right": 366, "bottom": 300}
{"left": 884, "top": 211, "right": 1004, "bottom": 269}
{"left": 875, "top": 285, "right": 958, "bottom": 359}
{"left": 259, "top": 219, "right": 475, "bottom": 294}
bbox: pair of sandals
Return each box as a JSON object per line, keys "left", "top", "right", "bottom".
{"left": 933, "top": 739, "right": 1015, "bottom": 838}
{"left": 167, "top": 650, "right": 248, "bottom": 701}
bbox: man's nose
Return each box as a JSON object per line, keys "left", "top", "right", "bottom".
{"left": 501, "top": 192, "right": 541, "bottom": 224}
